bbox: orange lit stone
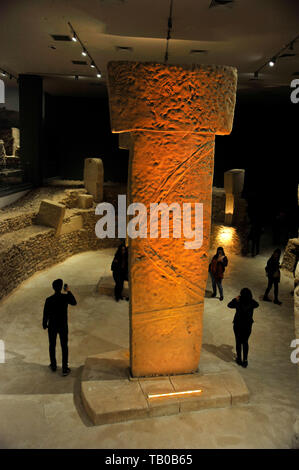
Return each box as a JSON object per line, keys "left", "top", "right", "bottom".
{"left": 107, "top": 62, "right": 237, "bottom": 377}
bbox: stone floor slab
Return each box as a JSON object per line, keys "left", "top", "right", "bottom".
{"left": 81, "top": 349, "right": 250, "bottom": 425}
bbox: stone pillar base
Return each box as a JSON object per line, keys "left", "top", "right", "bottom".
{"left": 81, "top": 349, "right": 249, "bottom": 426}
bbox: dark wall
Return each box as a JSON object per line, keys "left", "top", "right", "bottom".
{"left": 214, "top": 86, "right": 298, "bottom": 236}
{"left": 44, "top": 93, "right": 129, "bottom": 182}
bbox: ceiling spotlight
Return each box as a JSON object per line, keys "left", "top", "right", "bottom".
{"left": 82, "top": 49, "right": 87, "bottom": 57}
{"left": 90, "top": 61, "right": 95, "bottom": 68}
{"left": 72, "top": 33, "right": 77, "bottom": 42}
{"left": 1, "top": 71, "right": 6, "bottom": 76}
{"left": 97, "top": 72, "right": 101, "bottom": 78}
{"left": 269, "top": 58, "right": 276, "bottom": 67}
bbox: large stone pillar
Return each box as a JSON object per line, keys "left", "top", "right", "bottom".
{"left": 107, "top": 62, "right": 237, "bottom": 377}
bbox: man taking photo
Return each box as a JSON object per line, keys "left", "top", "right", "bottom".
{"left": 43, "top": 279, "right": 77, "bottom": 376}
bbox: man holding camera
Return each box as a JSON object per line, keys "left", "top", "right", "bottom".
{"left": 43, "top": 279, "right": 77, "bottom": 376}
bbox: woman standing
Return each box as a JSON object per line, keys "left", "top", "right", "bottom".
{"left": 209, "top": 247, "right": 228, "bottom": 301}
{"left": 111, "top": 244, "right": 128, "bottom": 301}
{"left": 263, "top": 248, "right": 282, "bottom": 305}
{"left": 228, "top": 288, "right": 259, "bottom": 368}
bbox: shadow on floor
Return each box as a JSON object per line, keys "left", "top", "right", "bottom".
{"left": 202, "top": 343, "right": 235, "bottom": 363}
{"left": 205, "top": 289, "right": 214, "bottom": 298}
{"left": 72, "top": 365, "right": 94, "bottom": 427}
{"left": 0, "top": 349, "right": 80, "bottom": 395}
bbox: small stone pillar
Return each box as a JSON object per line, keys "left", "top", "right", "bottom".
{"left": 84, "top": 158, "right": 104, "bottom": 203}
{"left": 107, "top": 61, "right": 237, "bottom": 377}
{"left": 224, "top": 169, "right": 245, "bottom": 225}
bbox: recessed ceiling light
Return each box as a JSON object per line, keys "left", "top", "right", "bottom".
{"left": 116, "top": 46, "right": 133, "bottom": 52}
{"left": 190, "top": 49, "right": 208, "bottom": 54}
{"left": 209, "top": 0, "right": 234, "bottom": 8}
{"left": 279, "top": 53, "right": 296, "bottom": 58}
{"left": 72, "top": 60, "right": 87, "bottom": 65}
{"left": 51, "top": 34, "right": 71, "bottom": 41}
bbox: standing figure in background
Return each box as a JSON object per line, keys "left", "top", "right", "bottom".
{"left": 111, "top": 243, "right": 128, "bottom": 301}
{"left": 209, "top": 246, "right": 228, "bottom": 301}
{"left": 263, "top": 248, "right": 282, "bottom": 305}
{"left": 43, "top": 279, "right": 77, "bottom": 376}
{"left": 227, "top": 288, "right": 259, "bottom": 368}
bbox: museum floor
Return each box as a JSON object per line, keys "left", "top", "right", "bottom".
{"left": 0, "top": 245, "right": 298, "bottom": 449}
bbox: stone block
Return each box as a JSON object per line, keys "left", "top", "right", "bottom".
{"left": 35, "top": 199, "right": 65, "bottom": 235}
{"left": 60, "top": 215, "right": 83, "bottom": 235}
{"left": 78, "top": 194, "right": 93, "bottom": 209}
{"left": 224, "top": 169, "right": 245, "bottom": 195}
{"left": 84, "top": 158, "right": 104, "bottom": 203}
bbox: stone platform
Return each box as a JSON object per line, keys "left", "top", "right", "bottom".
{"left": 81, "top": 349, "right": 249, "bottom": 426}
{"left": 97, "top": 275, "right": 129, "bottom": 298}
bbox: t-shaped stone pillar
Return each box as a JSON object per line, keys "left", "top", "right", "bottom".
{"left": 107, "top": 61, "right": 237, "bottom": 377}
{"left": 224, "top": 169, "right": 245, "bottom": 225}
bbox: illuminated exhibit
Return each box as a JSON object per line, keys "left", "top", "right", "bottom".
{"left": 107, "top": 61, "right": 237, "bottom": 377}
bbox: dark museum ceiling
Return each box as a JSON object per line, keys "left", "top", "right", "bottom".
{"left": 0, "top": 0, "right": 299, "bottom": 97}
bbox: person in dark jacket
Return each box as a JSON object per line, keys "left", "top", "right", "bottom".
{"left": 111, "top": 244, "right": 128, "bottom": 301}
{"left": 263, "top": 248, "right": 282, "bottom": 305}
{"left": 43, "top": 279, "right": 77, "bottom": 376}
{"left": 227, "top": 288, "right": 259, "bottom": 368}
{"left": 209, "top": 247, "right": 228, "bottom": 301}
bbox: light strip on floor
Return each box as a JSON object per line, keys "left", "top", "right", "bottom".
{"left": 148, "top": 389, "right": 203, "bottom": 399}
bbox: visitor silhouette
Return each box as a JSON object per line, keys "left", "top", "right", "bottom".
{"left": 209, "top": 247, "right": 228, "bottom": 301}
{"left": 111, "top": 244, "right": 128, "bottom": 302}
{"left": 43, "top": 279, "right": 77, "bottom": 376}
{"left": 263, "top": 248, "right": 282, "bottom": 305}
{"left": 227, "top": 288, "right": 259, "bottom": 368}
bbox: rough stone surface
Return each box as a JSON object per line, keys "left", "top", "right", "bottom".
{"left": 60, "top": 215, "right": 83, "bottom": 235}
{"left": 84, "top": 158, "right": 104, "bottom": 203}
{"left": 107, "top": 61, "right": 237, "bottom": 135}
{"left": 0, "top": 186, "right": 123, "bottom": 301}
{"left": 35, "top": 199, "right": 66, "bottom": 235}
{"left": 0, "top": 127, "right": 20, "bottom": 155}
{"left": 0, "top": 139, "right": 6, "bottom": 164}
{"left": 282, "top": 238, "right": 299, "bottom": 273}
{"left": 78, "top": 194, "right": 93, "bottom": 209}
{"left": 107, "top": 61, "right": 237, "bottom": 377}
